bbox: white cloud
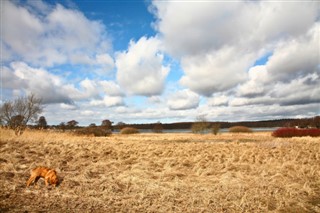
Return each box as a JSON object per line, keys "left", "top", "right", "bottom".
{"left": 236, "top": 24, "right": 319, "bottom": 105}
{"left": 266, "top": 24, "right": 319, "bottom": 82}
{"left": 116, "top": 36, "right": 169, "bottom": 96}
{"left": 80, "top": 110, "right": 95, "bottom": 116}
{"left": 148, "top": 96, "right": 162, "bottom": 104}
{"left": 1, "top": 1, "right": 111, "bottom": 67}
{"left": 96, "top": 54, "right": 114, "bottom": 68}
{"left": 208, "top": 95, "right": 229, "bottom": 106}
{"left": 151, "top": 1, "right": 319, "bottom": 96}
{"left": 90, "top": 96, "right": 124, "bottom": 107}
{"left": 152, "top": 1, "right": 317, "bottom": 57}
{"left": 60, "top": 103, "right": 77, "bottom": 110}
{"left": 180, "top": 47, "right": 253, "bottom": 95}
{"left": 7, "top": 62, "right": 72, "bottom": 104}
{"left": 25, "top": 0, "right": 51, "bottom": 14}
{"left": 232, "top": 73, "right": 320, "bottom": 107}
{"left": 79, "top": 79, "right": 101, "bottom": 99}
{"left": 237, "top": 65, "right": 269, "bottom": 97}
{"left": 2, "top": 62, "right": 121, "bottom": 105}
{"left": 167, "top": 89, "right": 199, "bottom": 110}
{"left": 2, "top": 66, "right": 27, "bottom": 89}
{"left": 99, "top": 81, "right": 124, "bottom": 97}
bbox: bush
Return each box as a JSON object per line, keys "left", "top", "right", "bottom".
{"left": 75, "top": 127, "right": 112, "bottom": 137}
{"left": 212, "top": 123, "right": 220, "bottom": 135}
{"left": 152, "top": 122, "right": 163, "bottom": 133}
{"left": 120, "top": 127, "right": 139, "bottom": 134}
{"left": 229, "top": 126, "right": 252, "bottom": 133}
{"left": 191, "top": 116, "right": 210, "bottom": 134}
{"left": 272, "top": 127, "right": 320, "bottom": 138}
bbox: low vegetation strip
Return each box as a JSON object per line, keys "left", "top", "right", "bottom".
{"left": 0, "top": 129, "right": 319, "bottom": 212}
{"left": 229, "top": 126, "right": 252, "bottom": 133}
{"left": 272, "top": 127, "right": 320, "bottom": 138}
{"left": 120, "top": 127, "right": 140, "bottom": 134}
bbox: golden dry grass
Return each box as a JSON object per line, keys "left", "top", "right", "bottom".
{"left": 0, "top": 128, "right": 319, "bottom": 212}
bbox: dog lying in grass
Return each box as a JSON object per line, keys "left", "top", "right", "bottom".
{"left": 26, "top": 166, "right": 58, "bottom": 187}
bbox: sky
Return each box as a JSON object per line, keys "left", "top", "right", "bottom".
{"left": 1, "top": 0, "right": 319, "bottom": 126}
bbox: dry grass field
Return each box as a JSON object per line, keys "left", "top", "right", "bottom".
{"left": 0, "top": 128, "right": 319, "bottom": 212}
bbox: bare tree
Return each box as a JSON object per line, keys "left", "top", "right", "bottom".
{"left": 191, "top": 115, "right": 210, "bottom": 134}
{"left": 0, "top": 94, "right": 43, "bottom": 135}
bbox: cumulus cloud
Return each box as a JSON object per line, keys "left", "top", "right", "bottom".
{"left": 116, "top": 36, "right": 169, "bottom": 96}
{"left": 266, "top": 24, "right": 319, "bottom": 82}
{"left": 99, "top": 81, "right": 124, "bottom": 97}
{"left": 180, "top": 47, "right": 253, "bottom": 95}
{"left": 235, "top": 23, "right": 319, "bottom": 106}
{"left": 60, "top": 103, "right": 77, "bottom": 110}
{"left": 80, "top": 110, "right": 95, "bottom": 116}
{"left": 96, "top": 54, "right": 113, "bottom": 65}
{"left": 90, "top": 96, "right": 124, "bottom": 107}
{"left": 1, "top": 1, "right": 111, "bottom": 67}
{"left": 232, "top": 73, "right": 320, "bottom": 107}
{"left": 237, "top": 65, "right": 269, "bottom": 97}
{"left": 208, "top": 95, "right": 229, "bottom": 106}
{"left": 6, "top": 62, "right": 72, "bottom": 104}
{"left": 2, "top": 66, "right": 27, "bottom": 89}
{"left": 151, "top": 1, "right": 319, "bottom": 96}
{"left": 2, "top": 62, "right": 123, "bottom": 106}
{"left": 152, "top": 1, "right": 317, "bottom": 57}
{"left": 167, "top": 90, "right": 199, "bottom": 110}
{"left": 79, "top": 79, "right": 101, "bottom": 98}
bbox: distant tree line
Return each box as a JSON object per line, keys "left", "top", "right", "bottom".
{"left": 112, "top": 117, "right": 320, "bottom": 130}
{"left": 1, "top": 94, "right": 319, "bottom": 136}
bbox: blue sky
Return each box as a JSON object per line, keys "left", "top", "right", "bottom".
{"left": 76, "top": 0, "right": 156, "bottom": 50}
{"left": 1, "top": 0, "right": 319, "bottom": 125}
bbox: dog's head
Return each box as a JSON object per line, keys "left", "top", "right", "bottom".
{"left": 47, "top": 170, "right": 58, "bottom": 186}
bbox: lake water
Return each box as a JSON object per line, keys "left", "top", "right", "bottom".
{"left": 118, "top": 127, "right": 279, "bottom": 134}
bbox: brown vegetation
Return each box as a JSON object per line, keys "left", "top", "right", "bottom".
{"left": 229, "top": 126, "right": 253, "bottom": 133}
{"left": 75, "top": 126, "right": 112, "bottom": 137}
{"left": 120, "top": 127, "right": 140, "bottom": 134}
{"left": 0, "top": 128, "right": 319, "bottom": 212}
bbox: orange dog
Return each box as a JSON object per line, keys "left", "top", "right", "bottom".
{"left": 26, "top": 166, "right": 58, "bottom": 187}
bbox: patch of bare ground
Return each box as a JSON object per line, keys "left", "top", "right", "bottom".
{"left": 0, "top": 129, "right": 319, "bottom": 212}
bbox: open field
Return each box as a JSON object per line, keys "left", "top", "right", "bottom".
{"left": 0, "top": 129, "right": 319, "bottom": 212}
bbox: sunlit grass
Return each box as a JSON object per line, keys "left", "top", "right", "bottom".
{"left": 0, "top": 128, "right": 319, "bottom": 212}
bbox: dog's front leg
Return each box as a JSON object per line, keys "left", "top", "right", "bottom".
{"left": 26, "top": 176, "right": 35, "bottom": 187}
{"left": 45, "top": 177, "right": 49, "bottom": 187}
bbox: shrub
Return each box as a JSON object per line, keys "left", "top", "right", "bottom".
{"left": 211, "top": 123, "right": 220, "bottom": 135}
{"left": 120, "top": 127, "right": 139, "bottom": 134}
{"left": 191, "top": 122, "right": 210, "bottom": 134}
{"left": 272, "top": 127, "right": 320, "bottom": 138}
{"left": 191, "top": 116, "right": 210, "bottom": 134}
{"left": 152, "top": 122, "right": 163, "bottom": 133}
{"left": 229, "top": 126, "right": 252, "bottom": 133}
{"left": 75, "top": 127, "right": 112, "bottom": 137}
